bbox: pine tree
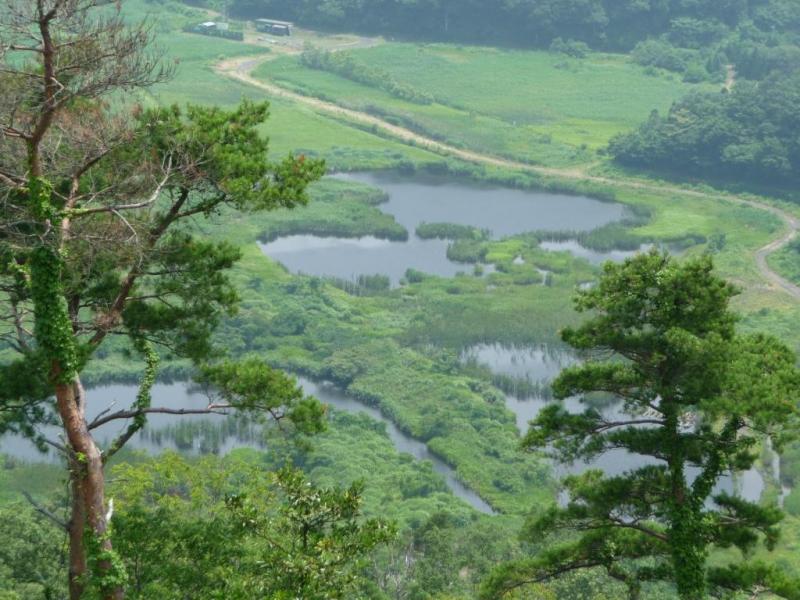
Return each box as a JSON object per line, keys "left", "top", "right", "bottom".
{"left": 0, "top": 2, "right": 325, "bottom": 597}
{"left": 482, "top": 251, "right": 800, "bottom": 600}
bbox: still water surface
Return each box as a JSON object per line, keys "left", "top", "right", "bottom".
{"left": 0, "top": 379, "right": 495, "bottom": 515}
{"left": 260, "top": 172, "right": 629, "bottom": 285}
{"left": 462, "top": 343, "right": 766, "bottom": 504}
{"left": 2, "top": 173, "right": 757, "bottom": 512}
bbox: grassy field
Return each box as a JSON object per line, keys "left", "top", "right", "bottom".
{"left": 133, "top": 23, "right": 444, "bottom": 170}
{"left": 253, "top": 43, "right": 714, "bottom": 166}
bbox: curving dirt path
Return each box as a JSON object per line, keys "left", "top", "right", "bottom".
{"left": 215, "top": 54, "right": 800, "bottom": 300}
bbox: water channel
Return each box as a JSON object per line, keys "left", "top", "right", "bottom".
{"left": 1, "top": 379, "right": 495, "bottom": 515}
{"left": 1, "top": 172, "right": 767, "bottom": 515}
{"left": 260, "top": 171, "right": 631, "bottom": 285}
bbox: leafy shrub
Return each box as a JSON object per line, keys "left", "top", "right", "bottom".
{"left": 549, "top": 37, "right": 590, "bottom": 58}
{"left": 416, "top": 222, "right": 489, "bottom": 240}
{"left": 446, "top": 240, "right": 487, "bottom": 263}
{"left": 668, "top": 17, "right": 728, "bottom": 49}
{"left": 683, "top": 61, "right": 710, "bottom": 83}
{"left": 404, "top": 269, "right": 427, "bottom": 283}
{"left": 631, "top": 39, "right": 693, "bottom": 73}
{"left": 356, "top": 274, "right": 390, "bottom": 292}
{"left": 784, "top": 487, "right": 800, "bottom": 517}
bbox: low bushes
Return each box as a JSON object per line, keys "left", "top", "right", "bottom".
{"left": 300, "top": 46, "right": 434, "bottom": 105}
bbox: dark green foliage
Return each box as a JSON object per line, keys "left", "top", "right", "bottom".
{"left": 228, "top": 0, "right": 799, "bottom": 54}
{"left": 121, "top": 233, "right": 243, "bottom": 361}
{"left": 610, "top": 70, "right": 800, "bottom": 186}
{"left": 29, "top": 245, "right": 79, "bottom": 383}
{"left": 228, "top": 466, "right": 396, "bottom": 599}
{"left": 781, "top": 441, "right": 800, "bottom": 488}
{"left": 109, "top": 454, "right": 394, "bottom": 599}
{"left": 447, "top": 239, "right": 488, "bottom": 263}
{"left": 784, "top": 488, "right": 800, "bottom": 517}
{"left": 0, "top": 503, "right": 65, "bottom": 599}
{"left": 631, "top": 39, "right": 702, "bottom": 74}
{"left": 482, "top": 251, "right": 800, "bottom": 599}
{"left": 549, "top": 38, "right": 590, "bottom": 58}
{"left": 416, "top": 222, "right": 490, "bottom": 241}
{"left": 356, "top": 273, "right": 390, "bottom": 292}
{"left": 199, "top": 358, "right": 327, "bottom": 436}
{"left": 723, "top": 22, "right": 800, "bottom": 80}
{"left": 404, "top": 268, "right": 428, "bottom": 284}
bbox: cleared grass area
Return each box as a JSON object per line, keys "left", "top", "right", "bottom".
{"left": 254, "top": 43, "right": 713, "bottom": 166}
{"left": 768, "top": 241, "right": 800, "bottom": 287}
{"left": 138, "top": 32, "right": 443, "bottom": 169}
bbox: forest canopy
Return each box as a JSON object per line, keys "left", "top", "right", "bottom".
{"left": 609, "top": 70, "right": 800, "bottom": 185}
{"left": 224, "top": 0, "right": 800, "bottom": 52}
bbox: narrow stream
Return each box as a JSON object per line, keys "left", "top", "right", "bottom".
{"left": 297, "top": 378, "right": 495, "bottom": 514}
{"left": 539, "top": 240, "right": 650, "bottom": 265}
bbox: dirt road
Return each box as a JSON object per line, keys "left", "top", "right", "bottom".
{"left": 215, "top": 54, "right": 800, "bottom": 300}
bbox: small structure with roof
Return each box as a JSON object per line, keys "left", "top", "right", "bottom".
{"left": 255, "top": 18, "right": 293, "bottom": 36}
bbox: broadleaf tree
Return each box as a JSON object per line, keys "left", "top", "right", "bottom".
{"left": 0, "top": 1, "right": 325, "bottom": 598}
{"left": 107, "top": 453, "right": 395, "bottom": 599}
{"left": 481, "top": 251, "right": 800, "bottom": 600}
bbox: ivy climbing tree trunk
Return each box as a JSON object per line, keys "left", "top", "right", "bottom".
{"left": 67, "top": 454, "right": 88, "bottom": 600}
{"left": 665, "top": 406, "right": 706, "bottom": 600}
{"left": 57, "top": 380, "right": 122, "bottom": 600}
{"left": 30, "top": 242, "right": 122, "bottom": 599}
{"left": 1, "top": 5, "right": 325, "bottom": 598}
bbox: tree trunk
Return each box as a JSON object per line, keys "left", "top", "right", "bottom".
{"left": 67, "top": 458, "right": 87, "bottom": 600}
{"left": 56, "top": 378, "right": 124, "bottom": 600}
{"left": 669, "top": 513, "right": 707, "bottom": 600}
{"left": 665, "top": 407, "right": 706, "bottom": 600}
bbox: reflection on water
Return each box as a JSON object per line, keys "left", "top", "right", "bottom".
{"left": 336, "top": 172, "right": 627, "bottom": 234}
{"left": 261, "top": 234, "right": 463, "bottom": 286}
{"left": 462, "top": 343, "right": 574, "bottom": 383}
{"left": 1, "top": 383, "right": 223, "bottom": 462}
{"left": 461, "top": 342, "right": 766, "bottom": 504}
{"left": 540, "top": 240, "right": 651, "bottom": 265}
{"left": 260, "top": 172, "right": 629, "bottom": 285}
{"left": 0, "top": 379, "right": 495, "bottom": 515}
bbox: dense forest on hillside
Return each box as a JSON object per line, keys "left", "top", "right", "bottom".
{"left": 225, "top": 0, "right": 800, "bottom": 56}
{"left": 610, "top": 70, "right": 800, "bottom": 185}
{"left": 213, "top": 0, "right": 800, "bottom": 185}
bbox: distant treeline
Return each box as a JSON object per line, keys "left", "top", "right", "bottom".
{"left": 610, "top": 70, "right": 800, "bottom": 186}
{"left": 225, "top": 0, "right": 799, "bottom": 51}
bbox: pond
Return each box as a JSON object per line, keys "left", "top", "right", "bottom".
{"left": 260, "top": 171, "right": 630, "bottom": 285}
{"left": 0, "top": 379, "right": 495, "bottom": 515}
{"left": 461, "top": 343, "right": 766, "bottom": 504}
